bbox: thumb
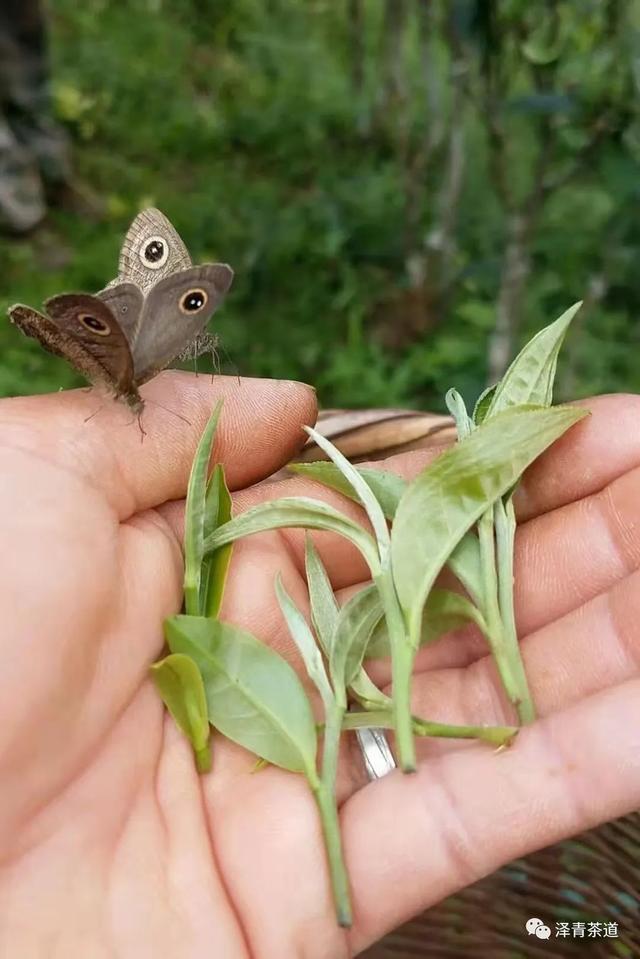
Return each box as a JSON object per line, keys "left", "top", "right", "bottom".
{"left": 1, "top": 372, "right": 318, "bottom": 518}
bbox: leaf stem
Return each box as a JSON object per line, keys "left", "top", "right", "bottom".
{"left": 314, "top": 702, "right": 352, "bottom": 927}
{"left": 494, "top": 497, "right": 535, "bottom": 723}
{"left": 195, "top": 744, "right": 212, "bottom": 773}
{"left": 376, "top": 571, "right": 416, "bottom": 772}
{"left": 183, "top": 577, "right": 200, "bottom": 617}
{"left": 478, "top": 510, "right": 532, "bottom": 725}
{"left": 342, "top": 710, "right": 517, "bottom": 747}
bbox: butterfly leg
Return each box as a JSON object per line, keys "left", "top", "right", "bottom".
{"left": 83, "top": 401, "right": 106, "bottom": 424}
{"left": 178, "top": 332, "right": 219, "bottom": 382}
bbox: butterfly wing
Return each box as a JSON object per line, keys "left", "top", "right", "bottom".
{"left": 8, "top": 293, "right": 136, "bottom": 401}
{"left": 43, "top": 293, "right": 136, "bottom": 392}
{"left": 97, "top": 281, "right": 145, "bottom": 343}
{"left": 130, "top": 263, "right": 234, "bottom": 383}
{"left": 117, "top": 208, "right": 192, "bottom": 292}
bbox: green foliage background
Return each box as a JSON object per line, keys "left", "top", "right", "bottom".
{"left": 1, "top": 0, "right": 639, "bottom": 410}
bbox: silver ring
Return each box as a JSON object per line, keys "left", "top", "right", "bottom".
{"left": 355, "top": 727, "right": 397, "bottom": 780}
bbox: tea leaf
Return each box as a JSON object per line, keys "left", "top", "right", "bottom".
{"left": 200, "top": 464, "right": 233, "bottom": 618}
{"left": 391, "top": 405, "right": 588, "bottom": 642}
{"left": 366, "top": 587, "right": 487, "bottom": 658}
{"left": 487, "top": 302, "right": 582, "bottom": 417}
{"left": 329, "top": 584, "right": 382, "bottom": 693}
{"left": 473, "top": 384, "right": 497, "bottom": 425}
{"left": 183, "top": 401, "right": 223, "bottom": 615}
{"left": 349, "top": 665, "right": 389, "bottom": 709}
{"left": 275, "top": 573, "right": 334, "bottom": 711}
{"left": 305, "top": 535, "right": 339, "bottom": 656}
{"left": 447, "top": 532, "right": 483, "bottom": 606}
{"left": 165, "top": 615, "right": 318, "bottom": 777}
{"left": 421, "top": 589, "right": 487, "bottom": 643}
{"left": 445, "top": 388, "right": 473, "bottom": 439}
{"left": 304, "top": 425, "right": 389, "bottom": 560}
{"left": 290, "top": 461, "right": 406, "bottom": 521}
{"left": 203, "top": 497, "right": 380, "bottom": 574}
{"left": 150, "top": 653, "right": 211, "bottom": 772}
{"left": 305, "top": 547, "right": 388, "bottom": 708}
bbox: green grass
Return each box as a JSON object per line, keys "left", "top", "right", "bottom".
{"left": 1, "top": 0, "right": 639, "bottom": 409}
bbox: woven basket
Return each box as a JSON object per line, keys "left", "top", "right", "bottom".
{"left": 360, "top": 812, "right": 640, "bottom": 957}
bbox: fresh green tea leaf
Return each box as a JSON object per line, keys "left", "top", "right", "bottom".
{"left": 329, "top": 584, "right": 382, "bottom": 693}
{"left": 304, "top": 425, "right": 390, "bottom": 560}
{"left": 183, "top": 402, "right": 223, "bottom": 615}
{"left": 290, "top": 462, "right": 406, "bottom": 521}
{"left": 203, "top": 497, "right": 380, "bottom": 574}
{"left": 366, "top": 587, "right": 486, "bottom": 658}
{"left": 204, "top": 463, "right": 232, "bottom": 538}
{"left": 420, "top": 589, "right": 488, "bottom": 644}
{"left": 447, "top": 532, "right": 483, "bottom": 606}
{"left": 200, "top": 464, "right": 233, "bottom": 618}
{"left": 391, "top": 405, "right": 588, "bottom": 642}
{"left": 165, "top": 615, "right": 318, "bottom": 777}
{"left": 150, "top": 653, "right": 211, "bottom": 772}
{"left": 349, "top": 665, "right": 389, "bottom": 709}
{"left": 487, "top": 302, "right": 582, "bottom": 417}
{"left": 305, "top": 535, "right": 339, "bottom": 656}
{"left": 445, "top": 388, "right": 473, "bottom": 439}
{"left": 473, "top": 384, "right": 497, "bottom": 425}
{"left": 275, "top": 574, "right": 334, "bottom": 711}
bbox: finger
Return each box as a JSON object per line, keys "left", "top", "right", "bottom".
{"left": 344, "top": 678, "right": 640, "bottom": 951}
{"left": 0, "top": 372, "right": 317, "bottom": 518}
{"left": 204, "top": 764, "right": 350, "bottom": 959}
{"left": 515, "top": 393, "right": 640, "bottom": 521}
{"left": 514, "top": 461, "right": 640, "bottom": 636}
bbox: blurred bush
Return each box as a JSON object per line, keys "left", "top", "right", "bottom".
{"left": 1, "top": 0, "right": 639, "bottom": 409}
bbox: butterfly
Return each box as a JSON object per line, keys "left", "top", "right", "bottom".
{"left": 8, "top": 208, "right": 233, "bottom": 413}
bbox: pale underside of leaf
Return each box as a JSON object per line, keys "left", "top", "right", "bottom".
{"left": 329, "top": 584, "right": 382, "bottom": 691}
{"left": 305, "top": 535, "right": 339, "bottom": 656}
{"left": 365, "top": 587, "right": 487, "bottom": 658}
{"left": 203, "top": 497, "right": 380, "bottom": 573}
{"left": 304, "top": 424, "right": 390, "bottom": 560}
{"left": 275, "top": 573, "right": 334, "bottom": 711}
{"left": 165, "top": 616, "right": 318, "bottom": 776}
{"left": 445, "top": 388, "right": 473, "bottom": 439}
{"left": 289, "top": 462, "right": 407, "bottom": 521}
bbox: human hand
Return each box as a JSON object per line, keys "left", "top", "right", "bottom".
{"left": 1, "top": 380, "right": 639, "bottom": 958}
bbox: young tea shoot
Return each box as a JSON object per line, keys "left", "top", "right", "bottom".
{"left": 151, "top": 304, "right": 587, "bottom": 926}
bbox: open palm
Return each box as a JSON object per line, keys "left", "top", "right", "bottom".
{"left": 0, "top": 374, "right": 639, "bottom": 958}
